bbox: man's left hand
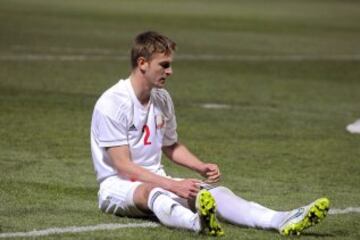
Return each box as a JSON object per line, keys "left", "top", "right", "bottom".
{"left": 199, "top": 163, "right": 221, "bottom": 183}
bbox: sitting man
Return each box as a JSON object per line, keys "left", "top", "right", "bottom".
{"left": 90, "top": 31, "right": 330, "bottom": 236}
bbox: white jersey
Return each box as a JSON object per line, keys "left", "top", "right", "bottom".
{"left": 91, "top": 78, "right": 178, "bottom": 183}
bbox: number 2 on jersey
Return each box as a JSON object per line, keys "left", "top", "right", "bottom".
{"left": 143, "top": 125, "right": 152, "bottom": 145}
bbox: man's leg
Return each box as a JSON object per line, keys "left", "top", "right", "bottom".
{"left": 98, "top": 175, "right": 198, "bottom": 229}
{"left": 209, "top": 186, "right": 287, "bottom": 229}
{"left": 209, "top": 186, "right": 329, "bottom": 235}
{"left": 99, "top": 176, "right": 223, "bottom": 235}
{"left": 133, "top": 184, "right": 201, "bottom": 232}
{"left": 135, "top": 184, "right": 224, "bottom": 236}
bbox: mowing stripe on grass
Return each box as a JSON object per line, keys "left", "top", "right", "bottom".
{"left": 0, "top": 208, "right": 359, "bottom": 238}
{"left": 1, "top": 54, "right": 360, "bottom": 62}
{"left": 11, "top": 45, "right": 118, "bottom": 54}
{"left": 0, "top": 222, "right": 159, "bottom": 238}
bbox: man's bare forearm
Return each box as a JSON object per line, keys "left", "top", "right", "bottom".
{"left": 162, "top": 142, "right": 206, "bottom": 174}
{"left": 108, "top": 146, "right": 173, "bottom": 189}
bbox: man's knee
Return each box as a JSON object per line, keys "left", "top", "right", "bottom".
{"left": 133, "top": 184, "right": 157, "bottom": 212}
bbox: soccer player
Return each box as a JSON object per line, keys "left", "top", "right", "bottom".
{"left": 90, "top": 31, "right": 330, "bottom": 236}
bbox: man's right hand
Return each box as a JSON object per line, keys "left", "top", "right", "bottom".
{"left": 169, "top": 179, "right": 201, "bottom": 200}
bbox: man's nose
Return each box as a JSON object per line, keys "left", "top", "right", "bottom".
{"left": 165, "top": 67, "right": 173, "bottom": 76}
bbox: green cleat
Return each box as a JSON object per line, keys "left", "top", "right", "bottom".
{"left": 196, "top": 189, "right": 225, "bottom": 237}
{"left": 279, "top": 197, "right": 330, "bottom": 236}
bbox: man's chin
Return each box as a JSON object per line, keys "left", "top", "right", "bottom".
{"left": 155, "top": 82, "right": 166, "bottom": 88}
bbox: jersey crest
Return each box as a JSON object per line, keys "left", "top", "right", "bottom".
{"left": 155, "top": 114, "right": 165, "bottom": 129}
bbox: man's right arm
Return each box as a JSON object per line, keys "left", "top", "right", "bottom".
{"left": 107, "top": 145, "right": 201, "bottom": 199}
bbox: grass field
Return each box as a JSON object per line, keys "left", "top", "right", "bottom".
{"left": 1, "top": 0, "right": 360, "bottom": 239}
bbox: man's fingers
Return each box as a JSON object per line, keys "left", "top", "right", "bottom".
{"left": 205, "top": 166, "right": 220, "bottom": 175}
{"left": 206, "top": 171, "right": 221, "bottom": 180}
{"left": 176, "top": 179, "right": 201, "bottom": 199}
{"left": 206, "top": 171, "right": 218, "bottom": 177}
{"left": 205, "top": 174, "right": 221, "bottom": 183}
{"left": 204, "top": 178, "right": 217, "bottom": 183}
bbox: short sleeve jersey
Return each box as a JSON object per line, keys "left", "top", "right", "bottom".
{"left": 90, "top": 78, "right": 178, "bottom": 183}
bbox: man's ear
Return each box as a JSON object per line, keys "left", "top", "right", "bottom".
{"left": 137, "top": 57, "right": 148, "bottom": 72}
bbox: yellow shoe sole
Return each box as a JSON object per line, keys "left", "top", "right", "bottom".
{"left": 196, "top": 189, "right": 225, "bottom": 237}
{"left": 280, "top": 197, "right": 330, "bottom": 236}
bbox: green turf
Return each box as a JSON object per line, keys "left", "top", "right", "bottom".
{"left": 0, "top": 0, "right": 360, "bottom": 239}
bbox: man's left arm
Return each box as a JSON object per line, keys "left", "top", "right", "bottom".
{"left": 162, "top": 142, "right": 221, "bottom": 183}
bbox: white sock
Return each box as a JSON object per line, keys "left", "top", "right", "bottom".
{"left": 147, "top": 188, "right": 201, "bottom": 232}
{"left": 210, "top": 186, "right": 288, "bottom": 230}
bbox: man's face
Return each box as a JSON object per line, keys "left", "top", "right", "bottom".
{"left": 140, "top": 52, "right": 173, "bottom": 88}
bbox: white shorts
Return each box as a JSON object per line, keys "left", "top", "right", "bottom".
{"left": 98, "top": 169, "right": 190, "bottom": 217}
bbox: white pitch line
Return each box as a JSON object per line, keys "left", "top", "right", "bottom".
{"left": 200, "top": 103, "right": 231, "bottom": 109}
{"left": 329, "top": 207, "right": 360, "bottom": 215}
{"left": 1, "top": 53, "right": 360, "bottom": 62}
{"left": 0, "top": 208, "right": 359, "bottom": 238}
{"left": 0, "top": 222, "right": 159, "bottom": 238}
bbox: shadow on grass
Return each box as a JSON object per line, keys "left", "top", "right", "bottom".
{"left": 300, "top": 232, "right": 336, "bottom": 238}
